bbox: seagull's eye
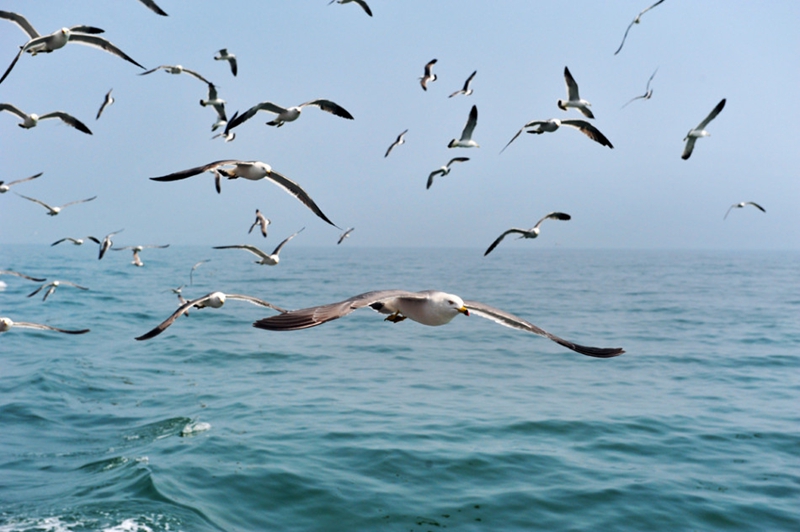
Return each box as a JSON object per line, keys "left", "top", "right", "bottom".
{"left": 447, "top": 300, "right": 455, "bottom": 305}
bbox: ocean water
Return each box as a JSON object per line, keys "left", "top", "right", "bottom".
{"left": 1, "top": 245, "right": 798, "bottom": 531}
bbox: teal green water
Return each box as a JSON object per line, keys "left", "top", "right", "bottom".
{"left": 1, "top": 246, "right": 798, "bottom": 531}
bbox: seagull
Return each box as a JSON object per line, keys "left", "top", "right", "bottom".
{"left": 384, "top": 129, "right": 408, "bottom": 157}
{"left": 1, "top": 316, "right": 89, "bottom": 334}
{"left": 449, "top": 70, "right": 477, "bottom": 98}
{"left": 621, "top": 68, "right": 658, "bottom": 109}
{"left": 614, "top": 0, "right": 667, "bottom": 55}
{"left": 427, "top": 157, "right": 470, "bottom": 190}
{"left": 557, "top": 67, "right": 595, "bottom": 119}
{"left": 0, "top": 269, "right": 46, "bottom": 282}
{"left": 150, "top": 160, "right": 338, "bottom": 227}
{"left": 213, "top": 48, "right": 237, "bottom": 76}
{"left": 96, "top": 89, "right": 114, "bottom": 120}
{"left": 329, "top": 0, "right": 373, "bottom": 17}
{"left": 0, "top": 171, "right": 42, "bottom": 193}
{"left": 139, "top": 64, "right": 212, "bottom": 85}
{"left": 500, "top": 119, "right": 613, "bottom": 153}
{"left": 95, "top": 229, "right": 124, "bottom": 260}
{"left": 16, "top": 193, "right": 96, "bottom": 216}
{"left": 137, "top": 0, "right": 168, "bottom": 16}
{"left": 113, "top": 244, "right": 170, "bottom": 267}
{"left": 51, "top": 236, "right": 100, "bottom": 246}
{"left": 1, "top": 103, "right": 92, "bottom": 134}
{"left": 214, "top": 228, "right": 305, "bottom": 266}
{"left": 724, "top": 202, "right": 766, "bottom": 220}
{"left": 252, "top": 289, "right": 625, "bottom": 358}
{"left": 224, "top": 98, "right": 353, "bottom": 132}
{"left": 484, "top": 212, "right": 572, "bottom": 256}
{"left": 682, "top": 98, "right": 726, "bottom": 160}
{"left": 448, "top": 105, "right": 480, "bottom": 148}
{"left": 27, "top": 280, "right": 89, "bottom": 301}
{"left": 248, "top": 209, "right": 271, "bottom": 238}
{"left": 419, "top": 59, "right": 438, "bottom": 91}
{"left": 190, "top": 259, "right": 210, "bottom": 285}
{"left": 337, "top": 227, "right": 354, "bottom": 245}
{"left": 135, "top": 291, "right": 287, "bottom": 341}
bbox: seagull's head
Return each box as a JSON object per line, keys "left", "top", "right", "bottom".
{"left": 206, "top": 292, "right": 226, "bottom": 309}
{"left": 438, "top": 292, "right": 469, "bottom": 318}
{"left": 0, "top": 317, "right": 13, "bottom": 332}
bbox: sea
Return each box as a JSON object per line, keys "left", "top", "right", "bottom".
{"left": 1, "top": 245, "right": 798, "bottom": 531}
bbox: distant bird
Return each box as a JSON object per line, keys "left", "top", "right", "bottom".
{"left": 135, "top": 291, "right": 287, "bottom": 341}
{"left": 681, "top": 98, "right": 726, "bottom": 160}
{"left": 214, "top": 228, "right": 305, "bottom": 266}
{"left": 199, "top": 83, "right": 226, "bottom": 116}
{"left": 96, "top": 229, "right": 124, "bottom": 260}
{"left": 0, "top": 316, "right": 89, "bottom": 334}
{"left": 724, "top": 202, "right": 766, "bottom": 220}
{"left": 27, "top": 280, "right": 89, "bottom": 301}
{"left": 211, "top": 130, "right": 235, "bottom": 142}
{"left": 621, "top": 68, "right": 658, "bottom": 109}
{"left": 557, "top": 67, "right": 594, "bottom": 119}
{"left": 484, "top": 212, "right": 572, "bottom": 256}
{"left": 0, "top": 269, "right": 46, "bottom": 282}
{"left": 96, "top": 89, "right": 114, "bottom": 120}
{"left": 213, "top": 48, "right": 237, "bottom": 76}
{"left": 419, "top": 58, "right": 438, "bottom": 91}
{"left": 448, "top": 105, "right": 480, "bottom": 148}
{"left": 427, "top": 157, "right": 470, "bottom": 190}
{"left": 137, "top": 0, "right": 168, "bottom": 16}
{"left": 0, "top": 171, "right": 42, "bottom": 193}
{"left": 190, "top": 259, "right": 210, "bottom": 285}
{"left": 139, "top": 64, "right": 212, "bottom": 85}
{"left": 614, "top": 0, "right": 667, "bottom": 55}
{"left": 252, "top": 289, "right": 624, "bottom": 358}
{"left": 248, "top": 209, "right": 270, "bottom": 237}
{"left": 16, "top": 193, "right": 96, "bottom": 216}
{"left": 113, "top": 244, "right": 170, "bottom": 267}
{"left": 1, "top": 103, "right": 92, "bottom": 134}
{"left": 329, "top": 0, "right": 373, "bottom": 17}
{"left": 384, "top": 129, "right": 408, "bottom": 157}
{"left": 225, "top": 98, "right": 353, "bottom": 132}
{"left": 337, "top": 227, "right": 354, "bottom": 244}
{"left": 51, "top": 236, "right": 100, "bottom": 246}
{"left": 501, "top": 118, "right": 613, "bottom": 153}
{"left": 449, "top": 70, "right": 477, "bottom": 98}
{"left": 150, "top": 160, "right": 338, "bottom": 227}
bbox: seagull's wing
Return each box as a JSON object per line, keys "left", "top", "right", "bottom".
{"left": 561, "top": 120, "right": 614, "bottom": 148}
{"left": 460, "top": 105, "right": 478, "bottom": 141}
{"left": 38, "top": 111, "right": 92, "bottom": 134}
{"left": 86, "top": 236, "right": 101, "bottom": 244}
{"left": 614, "top": 19, "right": 636, "bottom": 55}
{"left": 64, "top": 33, "right": 146, "bottom": 69}
{"left": 138, "top": 0, "right": 169, "bottom": 16}
{"left": 696, "top": 98, "right": 726, "bottom": 130}
{"left": 14, "top": 321, "right": 89, "bottom": 334}
{"left": 139, "top": 65, "right": 168, "bottom": 76}
{"left": 270, "top": 228, "right": 305, "bottom": 256}
{"left": 96, "top": 89, "right": 113, "bottom": 120}
{"left": 639, "top": 0, "right": 667, "bottom": 18}
{"left": 484, "top": 229, "right": 526, "bottom": 256}
{"left": 60, "top": 280, "right": 90, "bottom": 290}
{"left": 0, "top": 48, "right": 24, "bottom": 85}
{"left": 150, "top": 160, "right": 240, "bottom": 182}
{"left": 60, "top": 196, "right": 97, "bottom": 208}
{"left": 446, "top": 157, "right": 470, "bottom": 167}
{"left": 564, "top": 66, "right": 580, "bottom": 101}
{"left": 645, "top": 67, "right": 659, "bottom": 91}
{"left": 746, "top": 202, "right": 766, "bottom": 213}
{"left": 0, "top": 269, "right": 46, "bottom": 282}
{"left": 228, "top": 55, "right": 237, "bottom": 76}
{"left": 0, "top": 10, "right": 39, "bottom": 38}
{"left": 135, "top": 293, "right": 215, "bottom": 341}
{"left": 620, "top": 94, "right": 645, "bottom": 109}
{"left": 463, "top": 300, "right": 625, "bottom": 358}
{"left": 681, "top": 136, "right": 697, "bottom": 160}
{"left": 426, "top": 169, "right": 445, "bottom": 190}
{"left": 723, "top": 205, "right": 735, "bottom": 220}
{"left": 0, "top": 102, "right": 28, "bottom": 119}
{"left": 51, "top": 238, "right": 70, "bottom": 246}
{"left": 213, "top": 244, "right": 270, "bottom": 260}
{"left": 301, "top": 99, "right": 354, "bottom": 120}
{"left": 499, "top": 127, "right": 529, "bottom": 154}
{"left": 225, "top": 102, "right": 286, "bottom": 131}
{"left": 353, "top": 0, "right": 373, "bottom": 16}
{"left": 464, "top": 70, "right": 477, "bottom": 89}
{"left": 16, "top": 193, "right": 54, "bottom": 211}
{"left": 264, "top": 169, "right": 338, "bottom": 227}
{"left": 424, "top": 59, "right": 437, "bottom": 76}
{"left": 26, "top": 283, "right": 48, "bottom": 298}
{"left": 226, "top": 294, "right": 288, "bottom": 313}
{"left": 7, "top": 171, "right": 43, "bottom": 186}
{"left": 533, "top": 211, "right": 572, "bottom": 229}
{"left": 182, "top": 67, "right": 212, "bottom": 85}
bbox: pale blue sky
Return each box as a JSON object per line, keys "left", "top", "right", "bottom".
{"left": 1, "top": 1, "right": 798, "bottom": 250}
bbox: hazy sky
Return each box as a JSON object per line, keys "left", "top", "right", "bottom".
{"left": 1, "top": 1, "right": 798, "bottom": 250}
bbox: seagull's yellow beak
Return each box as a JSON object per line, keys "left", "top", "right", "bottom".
{"left": 459, "top": 306, "right": 470, "bottom": 316}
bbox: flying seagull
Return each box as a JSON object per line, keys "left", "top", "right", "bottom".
{"left": 96, "top": 229, "right": 124, "bottom": 259}
{"left": 137, "top": 0, "right": 168, "bottom": 16}
{"left": 484, "top": 212, "right": 572, "bottom": 256}
{"left": 224, "top": 98, "right": 353, "bottom": 132}
{"left": 384, "top": 129, "right": 408, "bottom": 157}
{"left": 252, "top": 289, "right": 625, "bottom": 358}
{"left": 214, "top": 228, "right": 305, "bottom": 266}
{"left": 337, "top": 227, "right": 354, "bottom": 245}
{"left": 214, "top": 48, "right": 237, "bottom": 76}
{"left": 329, "top": 0, "right": 373, "bottom": 17}
{"left": 0, "top": 269, "right": 46, "bottom": 282}
{"left": 190, "top": 259, "right": 210, "bottom": 285}
{"left": 419, "top": 58, "right": 438, "bottom": 91}
{"left": 16, "top": 193, "right": 96, "bottom": 216}
{"left": 0, "top": 171, "right": 42, "bottom": 193}
{"left": 449, "top": 70, "right": 477, "bottom": 98}
{"left": 1, "top": 316, "right": 89, "bottom": 334}
{"left": 1, "top": 103, "right": 92, "bottom": 134}
{"left": 248, "top": 209, "right": 271, "bottom": 237}
{"left": 558, "top": 67, "right": 594, "bottom": 119}
{"left": 139, "top": 64, "right": 212, "bottom": 85}
{"left": 501, "top": 118, "right": 613, "bottom": 153}
{"left": 96, "top": 89, "right": 114, "bottom": 120}
{"left": 27, "top": 280, "right": 89, "bottom": 301}
{"left": 51, "top": 236, "right": 100, "bottom": 246}
{"left": 724, "top": 202, "right": 766, "bottom": 220}
{"left": 682, "top": 98, "right": 726, "bottom": 160}
{"left": 621, "top": 68, "right": 658, "bottom": 109}
{"left": 150, "top": 160, "right": 338, "bottom": 226}
{"left": 427, "top": 157, "right": 470, "bottom": 190}
{"left": 113, "top": 244, "right": 170, "bottom": 267}
{"left": 614, "top": 0, "right": 667, "bottom": 55}
{"left": 448, "top": 105, "right": 480, "bottom": 148}
{"left": 135, "top": 291, "right": 287, "bottom": 341}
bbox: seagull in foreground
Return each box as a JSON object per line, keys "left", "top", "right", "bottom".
{"left": 0, "top": 171, "right": 42, "bottom": 193}
{"left": 135, "top": 291, "right": 287, "bottom": 341}
{"left": 96, "top": 229, "right": 124, "bottom": 260}
{"left": 1, "top": 316, "right": 89, "bottom": 334}
{"left": 621, "top": 68, "right": 658, "bottom": 109}
{"left": 113, "top": 244, "right": 170, "bottom": 267}
{"left": 558, "top": 67, "right": 595, "bottom": 119}
{"left": 224, "top": 98, "right": 353, "bottom": 132}
{"left": 213, "top": 48, "right": 237, "bottom": 76}
{"left": 190, "top": 259, "right": 210, "bottom": 285}
{"left": 449, "top": 70, "right": 477, "bottom": 98}
{"left": 484, "top": 212, "right": 572, "bottom": 256}
{"left": 337, "top": 227, "right": 354, "bottom": 244}
{"left": 329, "top": 0, "right": 373, "bottom": 17}
{"left": 51, "top": 236, "right": 100, "bottom": 246}
{"left": 448, "top": 105, "right": 480, "bottom": 148}
{"left": 137, "top": 0, "right": 168, "bottom": 16}
{"left": 150, "top": 160, "right": 338, "bottom": 227}
{"left": 27, "top": 280, "right": 89, "bottom": 301}
{"left": 384, "top": 129, "right": 408, "bottom": 157}
{"left": 427, "top": 157, "right": 470, "bottom": 190}
{"left": 614, "top": 0, "right": 667, "bottom": 55}
{"left": 252, "top": 289, "right": 625, "bottom": 358}
{"left": 16, "top": 193, "right": 96, "bottom": 216}
{"left": 500, "top": 119, "right": 613, "bottom": 153}
{"left": 96, "top": 89, "right": 114, "bottom": 120}
{"left": 682, "top": 98, "right": 726, "bottom": 160}
{"left": 139, "top": 64, "right": 212, "bottom": 85}
{"left": 1, "top": 103, "right": 92, "bottom": 134}
{"left": 724, "top": 202, "right": 766, "bottom": 220}
{"left": 248, "top": 209, "right": 271, "bottom": 237}
{"left": 419, "top": 58, "right": 438, "bottom": 91}
{"left": 214, "top": 228, "right": 305, "bottom": 266}
{"left": 0, "top": 269, "right": 46, "bottom": 282}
